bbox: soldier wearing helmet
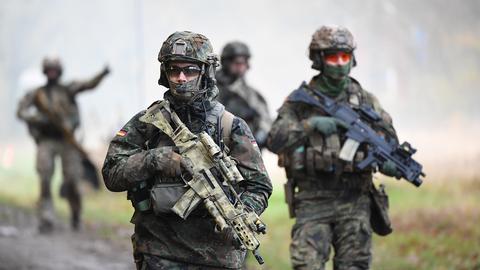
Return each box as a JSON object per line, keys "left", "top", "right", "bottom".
{"left": 16, "top": 57, "right": 109, "bottom": 233}
{"left": 216, "top": 41, "right": 271, "bottom": 150}
{"left": 267, "top": 26, "right": 400, "bottom": 269}
{"left": 102, "top": 31, "right": 271, "bottom": 269}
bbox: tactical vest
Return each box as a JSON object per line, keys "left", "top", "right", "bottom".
{"left": 143, "top": 100, "right": 234, "bottom": 152}
{"left": 133, "top": 100, "right": 235, "bottom": 216}
{"left": 284, "top": 79, "right": 374, "bottom": 190}
{"left": 29, "top": 86, "right": 80, "bottom": 140}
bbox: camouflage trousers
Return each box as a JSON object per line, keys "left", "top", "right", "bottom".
{"left": 135, "top": 253, "right": 238, "bottom": 270}
{"left": 36, "top": 138, "right": 83, "bottom": 230}
{"left": 291, "top": 190, "right": 372, "bottom": 270}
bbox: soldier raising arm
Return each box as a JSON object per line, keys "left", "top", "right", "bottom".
{"left": 16, "top": 57, "right": 109, "bottom": 233}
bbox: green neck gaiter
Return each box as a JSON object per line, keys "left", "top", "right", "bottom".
{"left": 315, "top": 73, "right": 351, "bottom": 97}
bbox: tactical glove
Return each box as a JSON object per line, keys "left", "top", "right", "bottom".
{"left": 380, "top": 160, "right": 401, "bottom": 178}
{"left": 148, "top": 147, "right": 182, "bottom": 178}
{"left": 304, "top": 116, "right": 347, "bottom": 136}
{"left": 254, "top": 130, "right": 268, "bottom": 149}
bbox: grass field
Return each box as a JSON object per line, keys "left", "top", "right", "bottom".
{"left": 1, "top": 156, "right": 479, "bottom": 270}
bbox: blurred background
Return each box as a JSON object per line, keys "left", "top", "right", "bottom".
{"left": 0, "top": 0, "right": 479, "bottom": 269}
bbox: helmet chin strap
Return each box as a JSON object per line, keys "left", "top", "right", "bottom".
{"left": 169, "top": 70, "right": 207, "bottom": 103}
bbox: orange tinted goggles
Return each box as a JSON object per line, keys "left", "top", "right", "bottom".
{"left": 324, "top": 52, "right": 352, "bottom": 64}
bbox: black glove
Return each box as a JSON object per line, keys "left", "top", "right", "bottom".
{"left": 148, "top": 147, "right": 182, "bottom": 178}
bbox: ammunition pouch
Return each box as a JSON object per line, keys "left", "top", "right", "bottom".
{"left": 150, "top": 180, "right": 188, "bottom": 215}
{"left": 369, "top": 184, "right": 392, "bottom": 236}
{"left": 281, "top": 137, "right": 369, "bottom": 178}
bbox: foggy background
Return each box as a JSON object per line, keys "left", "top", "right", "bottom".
{"left": 1, "top": 0, "right": 480, "bottom": 180}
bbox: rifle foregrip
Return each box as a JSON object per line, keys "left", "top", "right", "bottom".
{"left": 204, "top": 199, "right": 228, "bottom": 231}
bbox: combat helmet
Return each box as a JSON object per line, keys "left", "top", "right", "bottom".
{"left": 42, "top": 57, "right": 63, "bottom": 75}
{"left": 220, "top": 41, "right": 251, "bottom": 66}
{"left": 158, "top": 31, "right": 219, "bottom": 100}
{"left": 309, "top": 25, "right": 357, "bottom": 70}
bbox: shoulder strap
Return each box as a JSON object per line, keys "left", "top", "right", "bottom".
{"left": 347, "top": 78, "right": 366, "bottom": 106}
{"left": 221, "top": 110, "right": 235, "bottom": 148}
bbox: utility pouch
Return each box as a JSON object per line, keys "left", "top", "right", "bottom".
{"left": 150, "top": 181, "right": 188, "bottom": 215}
{"left": 307, "top": 133, "right": 341, "bottom": 173}
{"left": 369, "top": 184, "right": 393, "bottom": 236}
{"left": 131, "top": 181, "right": 151, "bottom": 212}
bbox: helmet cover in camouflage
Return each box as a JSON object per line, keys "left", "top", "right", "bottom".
{"left": 309, "top": 25, "right": 356, "bottom": 54}
{"left": 158, "top": 31, "right": 214, "bottom": 65}
{"left": 157, "top": 31, "right": 219, "bottom": 100}
{"left": 309, "top": 25, "right": 357, "bottom": 70}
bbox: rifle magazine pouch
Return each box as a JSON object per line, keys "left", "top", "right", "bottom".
{"left": 150, "top": 182, "right": 188, "bottom": 215}
{"left": 369, "top": 184, "right": 393, "bottom": 236}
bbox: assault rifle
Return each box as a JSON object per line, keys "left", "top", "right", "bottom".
{"left": 140, "top": 101, "right": 267, "bottom": 264}
{"left": 289, "top": 83, "right": 425, "bottom": 186}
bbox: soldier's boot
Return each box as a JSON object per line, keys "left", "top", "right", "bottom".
{"left": 38, "top": 198, "right": 55, "bottom": 234}
{"left": 61, "top": 181, "right": 82, "bottom": 231}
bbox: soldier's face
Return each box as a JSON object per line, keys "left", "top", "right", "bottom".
{"left": 322, "top": 51, "right": 353, "bottom": 80}
{"left": 227, "top": 56, "right": 249, "bottom": 78}
{"left": 324, "top": 51, "right": 352, "bottom": 66}
{"left": 166, "top": 62, "right": 202, "bottom": 84}
{"left": 45, "top": 68, "right": 61, "bottom": 81}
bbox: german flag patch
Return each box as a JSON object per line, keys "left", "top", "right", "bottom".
{"left": 116, "top": 129, "right": 127, "bottom": 137}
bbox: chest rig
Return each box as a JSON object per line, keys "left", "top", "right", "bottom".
{"left": 280, "top": 80, "right": 375, "bottom": 194}
{"left": 144, "top": 100, "right": 228, "bottom": 152}
{"left": 303, "top": 79, "right": 369, "bottom": 176}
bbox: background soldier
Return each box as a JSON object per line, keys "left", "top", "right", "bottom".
{"left": 17, "top": 57, "right": 109, "bottom": 232}
{"left": 267, "top": 25, "right": 401, "bottom": 269}
{"left": 216, "top": 41, "right": 271, "bottom": 150}
{"left": 102, "top": 31, "right": 272, "bottom": 269}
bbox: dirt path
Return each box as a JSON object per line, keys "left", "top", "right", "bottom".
{"left": 0, "top": 204, "right": 135, "bottom": 270}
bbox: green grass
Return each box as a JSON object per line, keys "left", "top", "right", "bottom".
{"left": 1, "top": 158, "right": 479, "bottom": 270}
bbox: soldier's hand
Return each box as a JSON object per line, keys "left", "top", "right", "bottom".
{"left": 148, "top": 147, "right": 182, "bottom": 178}
{"left": 102, "top": 65, "right": 110, "bottom": 76}
{"left": 254, "top": 130, "right": 268, "bottom": 149}
{"left": 380, "top": 160, "right": 401, "bottom": 178}
{"left": 304, "top": 116, "right": 347, "bottom": 136}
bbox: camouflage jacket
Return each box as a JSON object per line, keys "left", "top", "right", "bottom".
{"left": 17, "top": 69, "right": 108, "bottom": 140}
{"left": 102, "top": 90, "right": 272, "bottom": 268}
{"left": 267, "top": 76, "right": 397, "bottom": 191}
{"left": 216, "top": 69, "right": 271, "bottom": 149}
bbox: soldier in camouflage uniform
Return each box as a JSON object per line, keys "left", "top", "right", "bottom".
{"left": 17, "top": 57, "right": 109, "bottom": 232}
{"left": 102, "top": 31, "right": 272, "bottom": 269}
{"left": 267, "top": 26, "right": 401, "bottom": 270}
{"left": 216, "top": 41, "right": 271, "bottom": 150}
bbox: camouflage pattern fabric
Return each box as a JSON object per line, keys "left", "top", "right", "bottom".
{"left": 309, "top": 25, "right": 356, "bottom": 52}
{"left": 216, "top": 69, "right": 271, "bottom": 149}
{"left": 17, "top": 69, "right": 109, "bottom": 140}
{"left": 16, "top": 68, "right": 108, "bottom": 231}
{"left": 267, "top": 75, "right": 396, "bottom": 270}
{"left": 102, "top": 90, "right": 272, "bottom": 269}
{"left": 137, "top": 253, "right": 237, "bottom": 270}
{"left": 291, "top": 191, "right": 372, "bottom": 270}
{"left": 36, "top": 139, "right": 83, "bottom": 230}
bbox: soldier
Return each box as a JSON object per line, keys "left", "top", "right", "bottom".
{"left": 102, "top": 31, "right": 272, "bottom": 269}
{"left": 17, "top": 57, "right": 109, "bottom": 232}
{"left": 216, "top": 41, "right": 271, "bottom": 150}
{"left": 267, "top": 26, "right": 401, "bottom": 270}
